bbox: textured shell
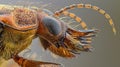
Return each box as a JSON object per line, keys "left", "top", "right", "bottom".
{"left": 0, "top": 4, "right": 39, "bottom": 14}
{"left": 0, "top": 4, "right": 39, "bottom": 31}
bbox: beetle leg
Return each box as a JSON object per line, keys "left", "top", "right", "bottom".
{"left": 66, "top": 28, "right": 97, "bottom": 45}
{"left": 67, "top": 28, "right": 97, "bottom": 37}
{"left": 39, "top": 37, "right": 75, "bottom": 58}
{"left": 65, "top": 28, "right": 98, "bottom": 51}
{"left": 13, "top": 55, "right": 61, "bottom": 67}
{"left": 64, "top": 33, "right": 93, "bottom": 53}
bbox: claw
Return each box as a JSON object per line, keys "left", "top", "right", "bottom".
{"left": 82, "top": 34, "right": 96, "bottom": 38}
{"left": 79, "top": 37, "right": 92, "bottom": 41}
{"left": 76, "top": 45, "right": 93, "bottom": 52}
{"left": 80, "top": 40, "right": 92, "bottom": 44}
{"left": 79, "top": 29, "right": 98, "bottom": 34}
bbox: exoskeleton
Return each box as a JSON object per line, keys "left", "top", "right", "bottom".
{"left": 0, "top": 4, "right": 116, "bottom": 67}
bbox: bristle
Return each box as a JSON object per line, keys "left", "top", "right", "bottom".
{"left": 57, "top": 11, "right": 88, "bottom": 30}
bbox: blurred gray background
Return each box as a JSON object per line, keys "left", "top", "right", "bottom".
{"left": 0, "top": 0, "right": 120, "bottom": 67}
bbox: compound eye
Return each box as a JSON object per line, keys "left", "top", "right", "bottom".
{"left": 42, "top": 16, "right": 62, "bottom": 36}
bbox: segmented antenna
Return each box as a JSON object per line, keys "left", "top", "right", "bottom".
{"left": 53, "top": 4, "right": 116, "bottom": 34}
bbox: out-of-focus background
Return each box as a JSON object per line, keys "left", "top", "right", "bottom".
{"left": 0, "top": 0, "right": 120, "bottom": 67}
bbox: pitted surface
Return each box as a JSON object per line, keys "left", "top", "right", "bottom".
{"left": 13, "top": 8, "right": 37, "bottom": 27}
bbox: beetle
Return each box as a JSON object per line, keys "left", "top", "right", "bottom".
{"left": 0, "top": 4, "right": 116, "bottom": 67}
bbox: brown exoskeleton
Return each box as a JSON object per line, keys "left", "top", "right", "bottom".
{"left": 0, "top": 4, "right": 116, "bottom": 67}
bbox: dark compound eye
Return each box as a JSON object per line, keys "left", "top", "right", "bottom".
{"left": 0, "top": 22, "right": 4, "bottom": 33}
{"left": 42, "top": 16, "right": 62, "bottom": 36}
